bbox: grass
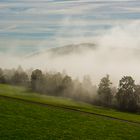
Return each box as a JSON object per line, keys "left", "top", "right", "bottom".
{"left": 0, "top": 84, "right": 140, "bottom": 123}
{"left": 0, "top": 97, "right": 140, "bottom": 140}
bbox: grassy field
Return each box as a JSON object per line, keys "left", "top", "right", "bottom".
{"left": 0, "top": 84, "right": 140, "bottom": 140}
{"left": 0, "top": 97, "right": 140, "bottom": 140}
{"left": 0, "top": 84, "right": 140, "bottom": 123}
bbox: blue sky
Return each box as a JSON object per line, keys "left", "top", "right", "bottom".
{"left": 0, "top": 0, "right": 140, "bottom": 54}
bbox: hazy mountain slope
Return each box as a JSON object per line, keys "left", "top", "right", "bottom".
{"left": 28, "top": 43, "right": 97, "bottom": 58}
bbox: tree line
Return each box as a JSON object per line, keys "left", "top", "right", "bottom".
{"left": 0, "top": 66, "right": 140, "bottom": 112}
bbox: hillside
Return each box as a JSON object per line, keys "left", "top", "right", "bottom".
{"left": 27, "top": 43, "right": 97, "bottom": 58}
{"left": 0, "top": 84, "right": 140, "bottom": 123}
{"left": 0, "top": 90, "right": 140, "bottom": 139}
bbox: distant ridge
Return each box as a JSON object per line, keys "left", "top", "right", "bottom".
{"left": 27, "top": 43, "right": 97, "bottom": 58}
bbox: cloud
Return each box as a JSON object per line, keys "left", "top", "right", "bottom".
{"left": 97, "top": 21, "right": 140, "bottom": 49}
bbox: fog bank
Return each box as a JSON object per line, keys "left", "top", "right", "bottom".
{"left": 1, "top": 22, "right": 140, "bottom": 84}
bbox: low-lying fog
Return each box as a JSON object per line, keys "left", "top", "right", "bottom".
{"left": 1, "top": 22, "right": 140, "bottom": 85}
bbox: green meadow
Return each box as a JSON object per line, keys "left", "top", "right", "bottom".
{"left": 0, "top": 84, "right": 140, "bottom": 140}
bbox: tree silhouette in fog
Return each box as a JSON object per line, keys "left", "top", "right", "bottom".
{"left": 98, "top": 75, "right": 113, "bottom": 107}
{"left": 31, "top": 69, "right": 43, "bottom": 92}
{"left": 116, "top": 76, "right": 139, "bottom": 112}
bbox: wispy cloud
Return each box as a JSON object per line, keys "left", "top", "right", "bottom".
{"left": 0, "top": 0, "right": 140, "bottom": 55}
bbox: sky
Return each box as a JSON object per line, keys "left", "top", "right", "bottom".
{"left": 0, "top": 0, "right": 140, "bottom": 55}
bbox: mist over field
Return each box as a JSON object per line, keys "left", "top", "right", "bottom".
{"left": 1, "top": 2, "right": 140, "bottom": 139}
{"left": 0, "top": 0, "right": 140, "bottom": 84}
